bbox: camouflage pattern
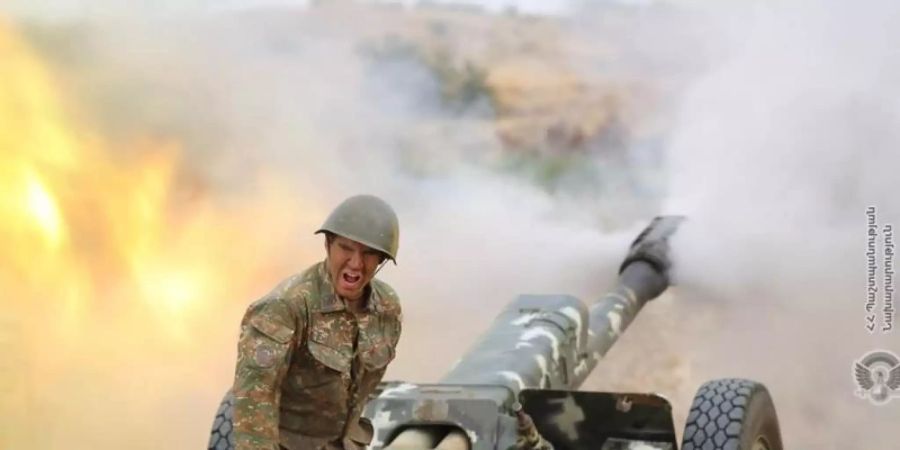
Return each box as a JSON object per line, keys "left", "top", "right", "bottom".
{"left": 365, "top": 385, "right": 675, "bottom": 450}
{"left": 438, "top": 216, "right": 685, "bottom": 396}
{"left": 363, "top": 294, "right": 677, "bottom": 450}
{"left": 233, "top": 261, "right": 401, "bottom": 450}
{"left": 512, "top": 403, "right": 554, "bottom": 450}
{"left": 366, "top": 383, "right": 518, "bottom": 449}
{"left": 361, "top": 216, "right": 685, "bottom": 450}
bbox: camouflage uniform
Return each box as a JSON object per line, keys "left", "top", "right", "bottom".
{"left": 232, "top": 261, "right": 402, "bottom": 450}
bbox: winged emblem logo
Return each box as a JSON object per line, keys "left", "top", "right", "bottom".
{"left": 853, "top": 350, "right": 900, "bottom": 405}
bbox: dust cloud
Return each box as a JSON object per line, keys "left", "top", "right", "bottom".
{"left": 1, "top": 4, "right": 634, "bottom": 449}
{"left": 563, "top": 1, "right": 899, "bottom": 449}
{"left": 659, "top": 1, "right": 899, "bottom": 448}
{"left": 1, "top": 1, "right": 896, "bottom": 449}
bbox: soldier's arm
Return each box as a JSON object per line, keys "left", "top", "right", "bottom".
{"left": 232, "top": 296, "right": 302, "bottom": 450}
{"left": 382, "top": 284, "right": 402, "bottom": 348}
{"left": 390, "top": 306, "right": 402, "bottom": 348}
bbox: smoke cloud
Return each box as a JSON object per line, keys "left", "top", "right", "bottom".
{"left": 661, "top": 1, "right": 900, "bottom": 448}
{"left": 2, "top": 1, "right": 897, "bottom": 449}
{"left": 2, "top": 4, "right": 636, "bottom": 448}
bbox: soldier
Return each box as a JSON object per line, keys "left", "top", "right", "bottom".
{"left": 232, "top": 195, "right": 402, "bottom": 450}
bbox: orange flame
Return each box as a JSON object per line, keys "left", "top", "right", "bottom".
{"left": 0, "top": 19, "right": 323, "bottom": 448}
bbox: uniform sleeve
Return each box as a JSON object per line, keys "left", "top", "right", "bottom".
{"left": 232, "top": 296, "right": 302, "bottom": 450}
{"left": 390, "top": 305, "right": 402, "bottom": 348}
{"left": 378, "top": 282, "right": 402, "bottom": 348}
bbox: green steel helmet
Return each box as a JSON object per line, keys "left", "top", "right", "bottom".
{"left": 315, "top": 194, "right": 400, "bottom": 262}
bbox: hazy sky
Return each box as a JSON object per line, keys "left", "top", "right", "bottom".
{"left": 2, "top": 0, "right": 581, "bottom": 20}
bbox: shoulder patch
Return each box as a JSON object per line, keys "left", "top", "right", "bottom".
{"left": 253, "top": 343, "right": 278, "bottom": 367}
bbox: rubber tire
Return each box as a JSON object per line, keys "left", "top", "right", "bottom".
{"left": 682, "top": 379, "right": 783, "bottom": 450}
{"left": 208, "top": 391, "right": 235, "bottom": 450}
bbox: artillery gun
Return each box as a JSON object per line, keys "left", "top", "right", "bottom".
{"left": 209, "top": 216, "right": 783, "bottom": 450}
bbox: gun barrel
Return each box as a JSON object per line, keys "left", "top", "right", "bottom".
{"left": 574, "top": 216, "right": 684, "bottom": 386}
{"left": 364, "top": 216, "right": 685, "bottom": 450}
{"left": 438, "top": 216, "right": 684, "bottom": 392}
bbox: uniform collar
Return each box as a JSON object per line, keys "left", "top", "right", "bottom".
{"left": 316, "top": 261, "right": 381, "bottom": 314}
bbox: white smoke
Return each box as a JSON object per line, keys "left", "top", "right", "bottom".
{"left": 5, "top": 1, "right": 899, "bottom": 449}
{"left": 661, "top": 1, "right": 900, "bottom": 448}
{"left": 3, "top": 5, "right": 638, "bottom": 448}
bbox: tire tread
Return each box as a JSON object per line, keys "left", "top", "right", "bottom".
{"left": 208, "top": 392, "right": 235, "bottom": 450}
{"left": 682, "top": 379, "right": 762, "bottom": 450}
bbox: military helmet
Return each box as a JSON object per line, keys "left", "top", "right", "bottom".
{"left": 315, "top": 195, "right": 400, "bottom": 262}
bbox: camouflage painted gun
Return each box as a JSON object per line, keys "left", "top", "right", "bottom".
{"left": 209, "top": 216, "right": 784, "bottom": 450}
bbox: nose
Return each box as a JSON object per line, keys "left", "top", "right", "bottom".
{"left": 347, "top": 250, "right": 363, "bottom": 269}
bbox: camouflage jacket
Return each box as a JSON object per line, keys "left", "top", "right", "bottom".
{"left": 232, "top": 262, "right": 402, "bottom": 450}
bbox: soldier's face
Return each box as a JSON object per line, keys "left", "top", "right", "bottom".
{"left": 325, "top": 235, "right": 384, "bottom": 301}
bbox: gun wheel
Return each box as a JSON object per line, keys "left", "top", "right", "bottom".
{"left": 681, "top": 379, "right": 783, "bottom": 450}
{"left": 208, "top": 391, "right": 235, "bottom": 450}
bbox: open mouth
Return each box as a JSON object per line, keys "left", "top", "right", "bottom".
{"left": 341, "top": 272, "right": 362, "bottom": 286}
